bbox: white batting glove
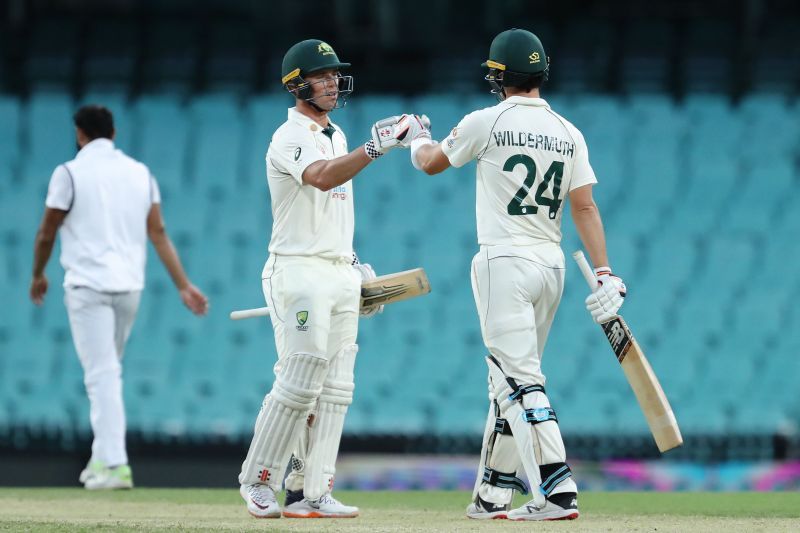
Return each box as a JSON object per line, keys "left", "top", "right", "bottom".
{"left": 365, "top": 114, "right": 431, "bottom": 159}
{"left": 584, "top": 267, "right": 626, "bottom": 324}
{"left": 352, "top": 262, "right": 383, "bottom": 318}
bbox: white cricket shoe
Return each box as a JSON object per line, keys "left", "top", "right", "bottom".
{"left": 508, "top": 492, "right": 579, "bottom": 521}
{"left": 465, "top": 496, "right": 509, "bottom": 519}
{"left": 240, "top": 483, "right": 281, "bottom": 518}
{"left": 79, "top": 460, "right": 105, "bottom": 484}
{"left": 84, "top": 465, "right": 134, "bottom": 490}
{"left": 283, "top": 492, "right": 359, "bottom": 518}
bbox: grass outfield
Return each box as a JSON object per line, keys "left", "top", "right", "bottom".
{"left": 0, "top": 489, "right": 798, "bottom": 532}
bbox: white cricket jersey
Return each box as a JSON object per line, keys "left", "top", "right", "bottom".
{"left": 45, "top": 138, "right": 160, "bottom": 292}
{"left": 266, "top": 107, "right": 353, "bottom": 262}
{"left": 441, "top": 96, "right": 596, "bottom": 263}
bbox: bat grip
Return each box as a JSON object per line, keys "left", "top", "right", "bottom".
{"left": 229, "top": 307, "right": 270, "bottom": 320}
{"left": 572, "top": 250, "right": 599, "bottom": 291}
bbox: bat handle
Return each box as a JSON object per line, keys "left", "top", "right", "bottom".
{"left": 229, "top": 307, "right": 271, "bottom": 320}
{"left": 572, "top": 250, "right": 599, "bottom": 291}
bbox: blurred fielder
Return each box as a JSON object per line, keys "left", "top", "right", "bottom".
{"left": 237, "top": 39, "right": 426, "bottom": 518}
{"left": 30, "top": 105, "right": 208, "bottom": 490}
{"left": 411, "top": 29, "right": 626, "bottom": 520}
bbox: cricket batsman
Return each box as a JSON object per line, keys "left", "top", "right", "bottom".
{"left": 237, "top": 38, "right": 428, "bottom": 518}
{"left": 410, "top": 28, "right": 627, "bottom": 520}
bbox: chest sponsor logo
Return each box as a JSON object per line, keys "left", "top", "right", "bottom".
{"left": 296, "top": 310, "right": 309, "bottom": 331}
{"left": 330, "top": 185, "right": 348, "bottom": 200}
{"left": 294, "top": 147, "right": 302, "bottom": 161}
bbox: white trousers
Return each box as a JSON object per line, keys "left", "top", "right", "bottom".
{"left": 470, "top": 245, "right": 565, "bottom": 384}
{"left": 65, "top": 286, "right": 141, "bottom": 467}
{"left": 262, "top": 254, "right": 360, "bottom": 363}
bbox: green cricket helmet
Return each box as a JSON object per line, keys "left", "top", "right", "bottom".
{"left": 281, "top": 39, "right": 353, "bottom": 109}
{"left": 482, "top": 28, "right": 550, "bottom": 98}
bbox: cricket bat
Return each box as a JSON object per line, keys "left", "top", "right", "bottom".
{"left": 230, "top": 267, "right": 431, "bottom": 320}
{"left": 573, "top": 250, "right": 683, "bottom": 453}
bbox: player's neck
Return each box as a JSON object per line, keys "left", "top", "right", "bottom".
{"left": 296, "top": 100, "right": 331, "bottom": 127}
{"left": 504, "top": 88, "right": 541, "bottom": 99}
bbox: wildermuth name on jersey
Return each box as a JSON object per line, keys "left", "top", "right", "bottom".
{"left": 492, "top": 131, "right": 576, "bottom": 158}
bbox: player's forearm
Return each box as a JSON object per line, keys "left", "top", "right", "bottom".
{"left": 150, "top": 232, "right": 191, "bottom": 290}
{"left": 31, "top": 230, "right": 56, "bottom": 277}
{"left": 304, "top": 148, "right": 371, "bottom": 191}
{"left": 571, "top": 202, "right": 610, "bottom": 268}
{"left": 414, "top": 143, "right": 450, "bottom": 175}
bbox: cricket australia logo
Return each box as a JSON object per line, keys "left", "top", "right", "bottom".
{"left": 296, "top": 311, "right": 309, "bottom": 331}
{"left": 602, "top": 318, "right": 631, "bottom": 362}
{"left": 318, "top": 42, "right": 335, "bottom": 55}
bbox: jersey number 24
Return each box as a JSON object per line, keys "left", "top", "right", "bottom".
{"left": 504, "top": 154, "right": 564, "bottom": 220}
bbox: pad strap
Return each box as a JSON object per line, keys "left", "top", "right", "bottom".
{"left": 539, "top": 462, "right": 573, "bottom": 496}
{"left": 494, "top": 417, "right": 513, "bottom": 435}
{"left": 522, "top": 407, "right": 558, "bottom": 425}
{"left": 509, "top": 384, "right": 545, "bottom": 401}
{"left": 482, "top": 466, "right": 529, "bottom": 495}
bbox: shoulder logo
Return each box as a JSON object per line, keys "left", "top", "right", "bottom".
{"left": 294, "top": 147, "right": 302, "bottom": 161}
{"left": 318, "top": 42, "right": 335, "bottom": 56}
{"left": 450, "top": 127, "right": 458, "bottom": 138}
{"left": 296, "top": 311, "right": 308, "bottom": 325}
{"left": 529, "top": 51, "right": 541, "bottom": 63}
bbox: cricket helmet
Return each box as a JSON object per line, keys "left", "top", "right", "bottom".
{"left": 482, "top": 28, "right": 550, "bottom": 97}
{"left": 281, "top": 39, "right": 353, "bottom": 109}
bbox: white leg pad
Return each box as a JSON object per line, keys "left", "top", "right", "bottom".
{"left": 486, "top": 356, "right": 547, "bottom": 507}
{"left": 239, "top": 352, "right": 329, "bottom": 490}
{"left": 487, "top": 356, "right": 577, "bottom": 498}
{"left": 303, "top": 344, "right": 357, "bottom": 500}
{"left": 473, "top": 400, "right": 522, "bottom": 506}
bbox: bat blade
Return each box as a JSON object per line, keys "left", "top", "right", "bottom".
{"left": 602, "top": 316, "right": 683, "bottom": 452}
{"left": 360, "top": 268, "right": 431, "bottom": 308}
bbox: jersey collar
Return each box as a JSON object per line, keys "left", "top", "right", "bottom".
{"left": 76, "top": 138, "right": 115, "bottom": 158}
{"left": 503, "top": 96, "right": 550, "bottom": 107}
{"left": 288, "top": 107, "right": 333, "bottom": 134}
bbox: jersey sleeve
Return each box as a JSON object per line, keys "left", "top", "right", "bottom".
{"left": 568, "top": 128, "right": 597, "bottom": 191}
{"left": 440, "top": 110, "right": 488, "bottom": 168}
{"left": 149, "top": 174, "right": 162, "bottom": 204}
{"left": 269, "top": 126, "right": 327, "bottom": 184}
{"left": 45, "top": 164, "right": 74, "bottom": 211}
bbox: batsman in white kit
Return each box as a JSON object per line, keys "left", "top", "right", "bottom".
{"left": 29, "top": 105, "right": 209, "bottom": 490}
{"left": 411, "top": 29, "right": 627, "bottom": 520}
{"left": 238, "top": 39, "right": 428, "bottom": 518}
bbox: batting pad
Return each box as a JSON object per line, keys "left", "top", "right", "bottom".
{"left": 239, "top": 352, "right": 329, "bottom": 490}
{"left": 303, "top": 343, "right": 357, "bottom": 500}
{"left": 487, "top": 356, "right": 577, "bottom": 498}
{"left": 473, "top": 400, "right": 523, "bottom": 506}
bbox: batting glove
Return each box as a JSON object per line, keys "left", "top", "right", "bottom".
{"left": 352, "top": 262, "right": 383, "bottom": 318}
{"left": 365, "top": 114, "right": 431, "bottom": 159}
{"left": 584, "top": 267, "right": 626, "bottom": 324}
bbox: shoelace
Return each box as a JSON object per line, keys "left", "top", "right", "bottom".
{"left": 314, "top": 493, "right": 339, "bottom": 506}
{"left": 248, "top": 484, "right": 275, "bottom": 506}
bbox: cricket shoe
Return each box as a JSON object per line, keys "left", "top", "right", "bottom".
{"left": 84, "top": 464, "right": 134, "bottom": 490}
{"left": 79, "top": 460, "right": 105, "bottom": 484}
{"left": 240, "top": 483, "right": 281, "bottom": 518}
{"left": 284, "top": 488, "right": 304, "bottom": 507}
{"left": 507, "top": 492, "right": 579, "bottom": 521}
{"left": 283, "top": 492, "right": 359, "bottom": 518}
{"left": 466, "top": 496, "right": 510, "bottom": 519}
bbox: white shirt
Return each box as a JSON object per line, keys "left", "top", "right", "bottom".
{"left": 45, "top": 139, "right": 160, "bottom": 292}
{"left": 266, "top": 107, "right": 353, "bottom": 261}
{"left": 441, "top": 96, "right": 596, "bottom": 265}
